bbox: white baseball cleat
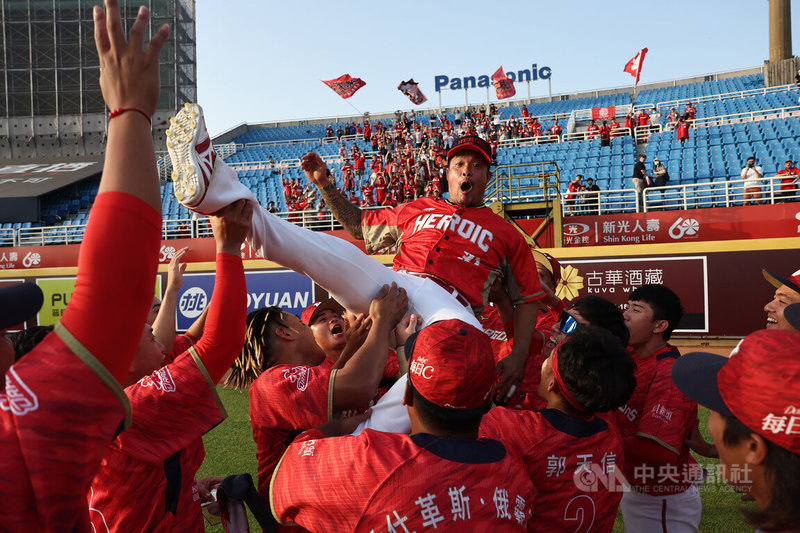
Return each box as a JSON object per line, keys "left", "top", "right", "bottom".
{"left": 166, "top": 102, "right": 215, "bottom": 209}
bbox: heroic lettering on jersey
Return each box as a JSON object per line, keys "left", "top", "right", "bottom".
{"left": 410, "top": 356, "right": 434, "bottom": 379}
{"left": 139, "top": 367, "right": 176, "bottom": 392}
{"left": 411, "top": 213, "right": 494, "bottom": 253}
{"left": 0, "top": 368, "right": 39, "bottom": 415}
{"left": 283, "top": 366, "right": 310, "bottom": 392}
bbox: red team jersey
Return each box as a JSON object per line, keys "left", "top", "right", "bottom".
{"left": 271, "top": 429, "right": 534, "bottom": 532}
{"left": 481, "top": 407, "right": 625, "bottom": 532}
{"left": 612, "top": 346, "right": 698, "bottom": 494}
{"left": 361, "top": 197, "right": 544, "bottom": 310}
{"left": 88, "top": 348, "right": 226, "bottom": 532}
{"left": 1, "top": 326, "right": 130, "bottom": 532}
{"left": 250, "top": 359, "right": 337, "bottom": 498}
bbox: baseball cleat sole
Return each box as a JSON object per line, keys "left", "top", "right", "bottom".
{"left": 166, "top": 102, "right": 214, "bottom": 208}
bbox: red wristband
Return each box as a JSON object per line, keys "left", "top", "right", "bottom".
{"left": 109, "top": 107, "right": 151, "bottom": 124}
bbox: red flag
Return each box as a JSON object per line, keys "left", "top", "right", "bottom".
{"left": 591, "top": 106, "right": 616, "bottom": 120}
{"left": 492, "top": 66, "right": 516, "bottom": 100}
{"left": 398, "top": 79, "right": 427, "bottom": 105}
{"left": 321, "top": 74, "right": 366, "bottom": 99}
{"left": 623, "top": 48, "right": 648, "bottom": 86}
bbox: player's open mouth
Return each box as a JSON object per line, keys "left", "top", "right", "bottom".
{"left": 331, "top": 324, "right": 344, "bottom": 335}
{"left": 766, "top": 317, "right": 777, "bottom": 327}
{"left": 460, "top": 182, "right": 473, "bottom": 193}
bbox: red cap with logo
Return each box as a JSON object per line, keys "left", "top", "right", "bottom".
{"left": 406, "top": 319, "right": 494, "bottom": 410}
{"left": 672, "top": 329, "right": 800, "bottom": 454}
{"left": 446, "top": 135, "right": 493, "bottom": 166}
{"left": 763, "top": 268, "right": 800, "bottom": 296}
{"left": 300, "top": 298, "right": 345, "bottom": 326}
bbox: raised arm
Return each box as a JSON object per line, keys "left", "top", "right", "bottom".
{"left": 301, "top": 152, "right": 364, "bottom": 239}
{"left": 332, "top": 283, "right": 407, "bottom": 410}
{"left": 59, "top": 0, "right": 169, "bottom": 382}
{"left": 191, "top": 200, "right": 252, "bottom": 384}
{"left": 152, "top": 246, "right": 188, "bottom": 353}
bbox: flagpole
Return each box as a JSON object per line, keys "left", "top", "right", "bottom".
{"left": 344, "top": 99, "right": 364, "bottom": 117}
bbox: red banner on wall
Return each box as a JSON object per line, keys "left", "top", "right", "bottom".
{"left": 591, "top": 106, "right": 616, "bottom": 121}
{"left": 560, "top": 204, "right": 800, "bottom": 247}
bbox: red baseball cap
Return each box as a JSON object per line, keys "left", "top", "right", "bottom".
{"left": 406, "top": 319, "right": 494, "bottom": 410}
{"left": 446, "top": 135, "right": 493, "bottom": 166}
{"left": 671, "top": 329, "right": 800, "bottom": 454}
{"left": 300, "top": 299, "right": 345, "bottom": 326}
{"left": 532, "top": 249, "right": 562, "bottom": 285}
{"left": 763, "top": 268, "right": 800, "bottom": 296}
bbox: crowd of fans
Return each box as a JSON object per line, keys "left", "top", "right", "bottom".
{"left": 5, "top": 4, "right": 800, "bottom": 533}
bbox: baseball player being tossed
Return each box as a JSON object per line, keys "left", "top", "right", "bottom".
{"left": 166, "top": 103, "right": 555, "bottom": 405}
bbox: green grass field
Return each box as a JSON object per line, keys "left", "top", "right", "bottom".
{"left": 199, "top": 387, "right": 757, "bottom": 532}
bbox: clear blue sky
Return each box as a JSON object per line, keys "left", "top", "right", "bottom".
{"left": 195, "top": 0, "right": 799, "bottom": 136}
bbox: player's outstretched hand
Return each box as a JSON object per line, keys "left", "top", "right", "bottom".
{"left": 209, "top": 199, "right": 253, "bottom": 255}
{"left": 494, "top": 352, "right": 525, "bottom": 405}
{"left": 197, "top": 476, "right": 224, "bottom": 515}
{"left": 395, "top": 313, "right": 420, "bottom": 347}
{"left": 166, "top": 246, "right": 189, "bottom": 291}
{"left": 93, "top": 0, "right": 169, "bottom": 116}
{"left": 333, "top": 313, "right": 372, "bottom": 370}
{"left": 300, "top": 153, "right": 330, "bottom": 189}
{"left": 369, "top": 283, "right": 409, "bottom": 329}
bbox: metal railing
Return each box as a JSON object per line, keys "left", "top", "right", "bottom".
{"left": 562, "top": 188, "right": 638, "bottom": 216}
{"left": 488, "top": 162, "right": 561, "bottom": 204}
{"left": 0, "top": 228, "right": 16, "bottom": 247}
{"left": 648, "top": 83, "right": 797, "bottom": 113}
{"left": 571, "top": 105, "right": 634, "bottom": 122}
{"left": 497, "top": 134, "right": 561, "bottom": 148}
{"left": 641, "top": 175, "right": 794, "bottom": 212}
{"left": 561, "top": 127, "right": 633, "bottom": 142}
{"left": 662, "top": 105, "right": 800, "bottom": 131}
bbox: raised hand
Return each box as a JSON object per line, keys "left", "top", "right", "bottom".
{"left": 300, "top": 153, "right": 330, "bottom": 189}
{"left": 94, "top": 0, "right": 170, "bottom": 116}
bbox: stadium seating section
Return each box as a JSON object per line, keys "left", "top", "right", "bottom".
{"left": 14, "top": 72, "right": 800, "bottom": 245}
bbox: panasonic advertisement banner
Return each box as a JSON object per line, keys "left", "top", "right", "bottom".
{"left": 433, "top": 63, "right": 552, "bottom": 106}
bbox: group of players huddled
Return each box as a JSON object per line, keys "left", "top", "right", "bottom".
{"left": 3, "top": 3, "right": 800, "bottom": 533}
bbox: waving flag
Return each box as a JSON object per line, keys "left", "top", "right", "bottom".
{"left": 623, "top": 48, "right": 648, "bottom": 86}
{"left": 492, "top": 66, "right": 516, "bottom": 100}
{"left": 322, "top": 74, "right": 366, "bottom": 99}
{"left": 398, "top": 79, "right": 427, "bottom": 105}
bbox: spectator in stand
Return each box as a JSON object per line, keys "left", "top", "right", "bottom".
{"left": 549, "top": 118, "right": 562, "bottom": 139}
{"left": 599, "top": 120, "right": 611, "bottom": 147}
{"left": 585, "top": 177, "right": 601, "bottom": 214}
{"left": 775, "top": 159, "right": 800, "bottom": 202}
{"left": 610, "top": 117, "right": 622, "bottom": 136}
{"left": 637, "top": 108, "right": 651, "bottom": 130}
{"left": 361, "top": 177, "right": 374, "bottom": 206}
{"left": 586, "top": 119, "right": 599, "bottom": 139}
{"left": 652, "top": 158, "right": 670, "bottom": 187}
{"left": 625, "top": 110, "right": 635, "bottom": 134}
{"left": 683, "top": 101, "right": 697, "bottom": 121}
{"left": 632, "top": 154, "right": 650, "bottom": 211}
{"left": 267, "top": 201, "right": 278, "bottom": 214}
{"left": 353, "top": 152, "right": 365, "bottom": 179}
{"left": 651, "top": 107, "right": 661, "bottom": 124}
{"left": 565, "top": 174, "right": 584, "bottom": 215}
{"left": 675, "top": 115, "right": 690, "bottom": 144}
{"left": 373, "top": 175, "right": 388, "bottom": 205}
{"left": 531, "top": 117, "right": 543, "bottom": 137}
{"left": 741, "top": 156, "right": 764, "bottom": 205}
{"left": 667, "top": 107, "right": 680, "bottom": 125}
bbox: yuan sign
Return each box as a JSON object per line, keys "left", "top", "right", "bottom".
{"left": 434, "top": 64, "right": 552, "bottom": 92}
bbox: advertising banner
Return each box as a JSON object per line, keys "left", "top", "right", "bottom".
{"left": 175, "top": 270, "right": 314, "bottom": 331}
{"left": 561, "top": 204, "right": 800, "bottom": 247}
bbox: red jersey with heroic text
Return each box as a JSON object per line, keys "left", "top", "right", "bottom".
{"left": 1, "top": 326, "right": 130, "bottom": 532}
{"left": 481, "top": 408, "right": 625, "bottom": 533}
{"left": 88, "top": 348, "right": 226, "bottom": 532}
{"left": 250, "top": 359, "right": 336, "bottom": 498}
{"left": 374, "top": 182, "right": 388, "bottom": 204}
{"left": 612, "top": 346, "right": 698, "bottom": 494}
{"left": 362, "top": 184, "right": 374, "bottom": 204}
{"left": 362, "top": 197, "right": 544, "bottom": 310}
{"left": 271, "top": 430, "right": 534, "bottom": 532}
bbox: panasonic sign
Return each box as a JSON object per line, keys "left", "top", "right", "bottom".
{"left": 434, "top": 64, "right": 552, "bottom": 92}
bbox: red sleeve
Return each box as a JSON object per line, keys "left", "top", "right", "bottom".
{"left": 113, "top": 350, "right": 225, "bottom": 464}
{"left": 623, "top": 435, "right": 676, "bottom": 467}
{"left": 250, "top": 365, "right": 335, "bottom": 431}
{"left": 502, "top": 229, "right": 545, "bottom": 306}
{"left": 60, "top": 192, "right": 161, "bottom": 382}
{"left": 361, "top": 204, "right": 403, "bottom": 254}
{"left": 192, "top": 253, "right": 246, "bottom": 383}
